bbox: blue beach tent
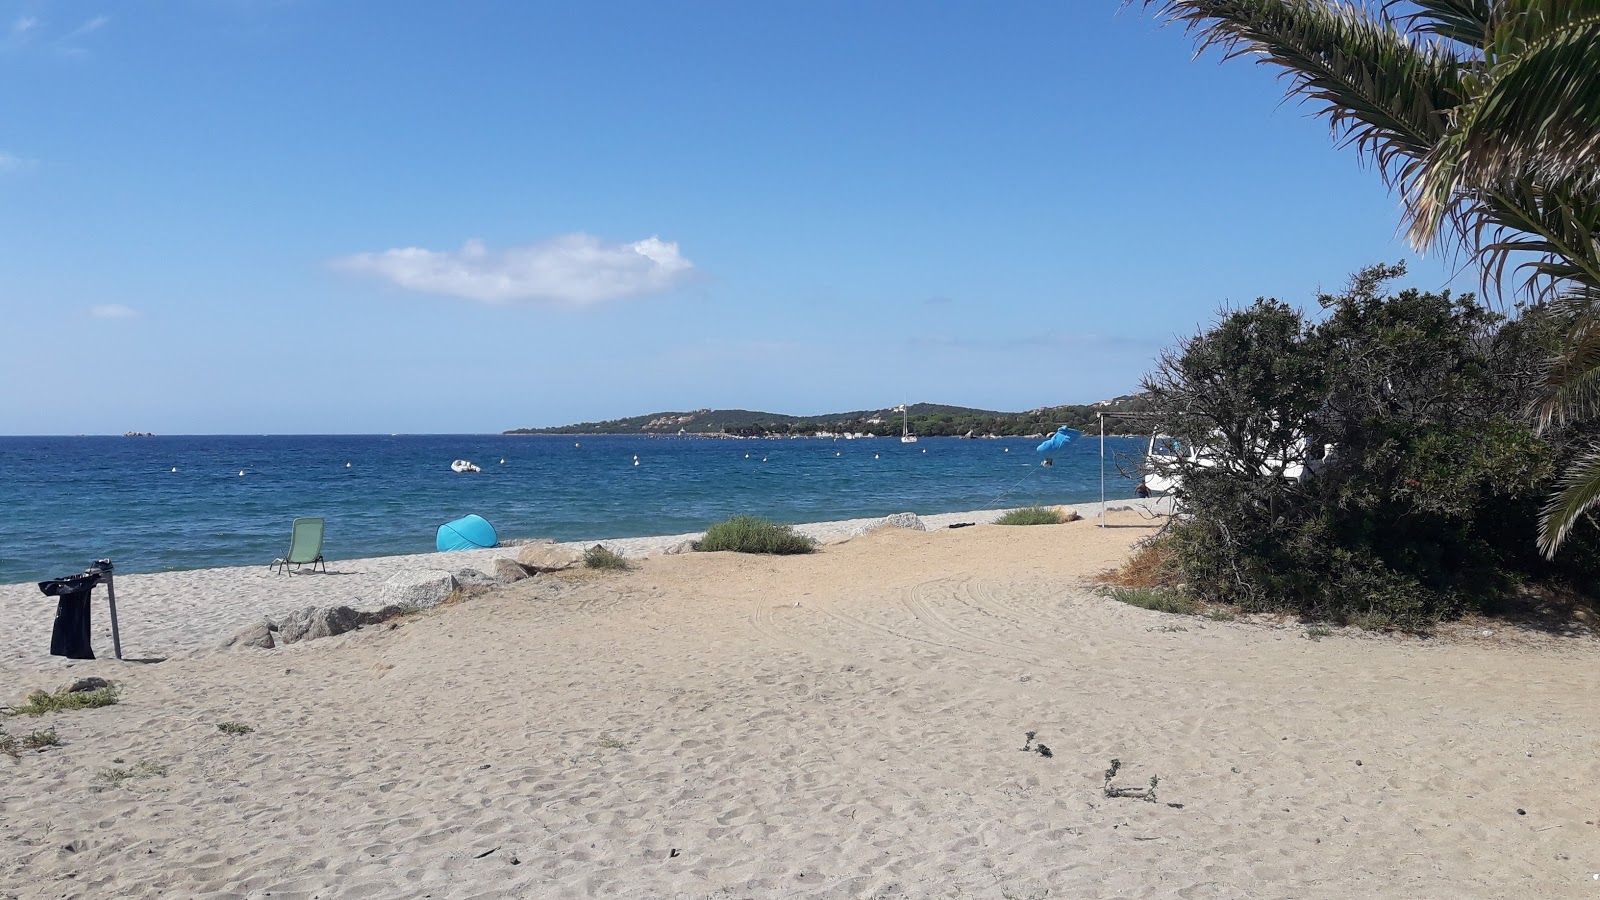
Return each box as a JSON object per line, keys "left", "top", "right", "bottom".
{"left": 1036, "top": 427, "right": 1081, "bottom": 455}
{"left": 436, "top": 514, "right": 498, "bottom": 551}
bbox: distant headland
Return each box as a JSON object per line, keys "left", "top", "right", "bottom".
{"left": 506, "top": 397, "right": 1151, "bottom": 438}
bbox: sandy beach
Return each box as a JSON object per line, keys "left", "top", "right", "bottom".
{"left": 2, "top": 503, "right": 1597, "bottom": 899}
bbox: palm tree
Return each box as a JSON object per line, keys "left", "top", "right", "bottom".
{"left": 1141, "top": 0, "right": 1600, "bottom": 556}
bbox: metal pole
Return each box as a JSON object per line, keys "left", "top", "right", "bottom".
{"left": 96, "top": 559, "right": 122, "bottom": 660}
{"left": 1099, "top": 413, "right": 1106, "bottom": 529}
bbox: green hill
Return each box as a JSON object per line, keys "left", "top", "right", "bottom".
{"left": 506, "top": 397, "right": 1153, "bottom": 437}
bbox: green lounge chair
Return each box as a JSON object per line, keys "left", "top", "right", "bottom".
{"left": 271, "top": 517, "right": 327, "bottom": 574}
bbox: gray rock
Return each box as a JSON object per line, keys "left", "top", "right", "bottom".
{"left": 516, "top": 541, "right": 582, "bottom": 572}
{"left": 219, "top": 621, "right": 276, "bottom": 651}
{"left": 492, "top": 557, "right": 532, "bottom": 582}
{"left": 63, "top": 676, "right": 115, "bottom": 692}
{"left": 276, "top": 605, "right": 363, "bottom": 644}
{"left": 276, "top": 606, "right": 318, "bottom": 644}
{"left": 881, "top": 512, "right": 927, "bottom": 532}
{"left": 376, "top": 569, "right": 458, "bottom": 610}
{"left": 452, "top": 567, "right": 498, "bottom": 587}
{"left": 663, "top": 540, "right": 696, "bottom": 555}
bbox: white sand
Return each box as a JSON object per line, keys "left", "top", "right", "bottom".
{"left": 0, "top": 500, "right": 1168, "bottom": 665}
{"left": 3, "top": 503, "right": 1596, "bottom": 900}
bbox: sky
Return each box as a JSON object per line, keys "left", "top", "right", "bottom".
{"left": 0, "top": 1, "right": 1477, "bottom": 435}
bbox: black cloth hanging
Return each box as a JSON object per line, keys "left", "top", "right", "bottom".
{"left": 38, "top": 572, "right": 102, "bottom": 660}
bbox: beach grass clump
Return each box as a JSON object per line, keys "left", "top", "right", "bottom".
{"left": 994, "top": 506, "right": 1064, "bottom": 526}
{"left": 0, "top": 727, "right": 54, "bottom": 758}
{"left": 1107, "top": 586, "right": 1199, "bottom": 616}
{"left": 583, "top": 544, "right": 630, "bottom": 571}
{"left": 6, "top": 684, "right": 119, "bottom": 717}
{"left": 694, "top": 516, "right": 816, "bottom": 555}
{"left": 216, "top": 722, "right": 254, "bottom": 736}
{"left": 96, "top": 760, "right": 167, "bottom": 786}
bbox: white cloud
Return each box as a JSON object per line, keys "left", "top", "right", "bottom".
{"left": 332, "top": 233, "right": 694, "bottom": 307}
{"left": 12, "top": 16, "right": 36, "bottom": 35}
{"left": 0, "top": 152, "right": 35, "bottom": 173}
{"left": 60, "top": 15, "right": 108, "bottom": 41}
{"left": 90, "top": 304, "right": 139, "bottom": 319}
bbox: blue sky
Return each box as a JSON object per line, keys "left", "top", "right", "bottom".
{"left": 0, "top": 1, "right": 1473, "bottom": 434}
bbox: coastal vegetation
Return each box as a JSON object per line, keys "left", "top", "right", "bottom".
{"left": 1142, "top": 1, "right": 1600, "bottom": 613}
{"left": 507, "top": 398, "right": 1152, "bottom": 438}
{"left": 1138, "top": 263, "right": 1600, "bottom": 629}
{"left": 583, "top": 545, "right": 630, "bottom": 571}
{"left": 5, "top": 684, "right": 120, "bottom": 716}
{"left": 694, "top": 516, "right": 817, "bottom": 555}
{"left": 993, "top": 506, "right": 1066, "bottom": 526}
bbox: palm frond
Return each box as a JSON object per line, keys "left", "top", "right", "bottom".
{"left": 1386, "top": 0, "right": 1493, "bottom": 49}
{"left": 1538, "top": 443, "right": 1600, "bottom": 557}
{"left": 1144, "top": 0, "right": 1465, "bottom": 193}
{"left": 1408, "top": 6, "right": 1600, "bottom": 248}
{"left": 1534, "top": 291, "right": 1600, "bottom": 429}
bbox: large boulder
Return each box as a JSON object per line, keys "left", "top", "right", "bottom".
{"left": 377, "top": 569, "right": 458, "bottom": 610}
{"left": 881, "top": 512, "right": 927, "bottom": 532}
{"left": 492, "top": 557, "right": 532, "bottom": 582}
{"left": 663, "top": 540, "right": 696, "bottom": 556}
{"left": 516, "top": 541, "right": 582, "bottom": 572}
{"left": 219, "top": 621, "right": 276, "bottom": 651}
{"left": 62, "top": 676, "right": 115, "bottom": 693}
{"left": 277, "top": 605, "right": 363, "bottom": 645}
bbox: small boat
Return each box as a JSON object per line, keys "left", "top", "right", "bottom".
{"left": 450, "top": 459, "right": 481, "bottom": 474}
{"left": 900, "top": 404, "right": 917, "bottom": 444}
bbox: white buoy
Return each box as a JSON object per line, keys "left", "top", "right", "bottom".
{"left": 346, "top": 462, "right": 352, "bottom": 468}
{"left": 171, "top": 467, "right": 177, "bottom": 473}
{"left": 874, "top": 454, "right": 880, "bottom": 460}
{"left": 835, "top": 452, "right": 840, "bottom": 457}
{"left": 500, "top": 458, "right": 505, "bottom": 465}
{"left": 633, "top": 459, "right": 640, "bottom": 466}
{"left": 762, "top": 457, "right": 768, "bottom": 462}
{"left": 575, "top": 442, "right": 581, "bottom": 448}
{"left": 1005, "top": 448, "right": 1010, "bottom": 453}
{"left": 745, "top": 453, "right": 750, "bottom": 459}
{"left": 922, "top": 449, "right": 927, "bottom": 454}
{"left": 238, "top": 470, "right": 245, "bottom": 476}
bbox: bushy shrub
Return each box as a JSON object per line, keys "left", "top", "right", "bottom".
{"left": 583, "top": 544, "right": 629, "bottom": 570}
{"left": 1106, "top": 586, "right": 1199, "bottom": 615}
{"left": 694, "top": 516, "right": 816, "bottom": 554}
{"left": 1143, "top": 263, "right": 1595, "bottom": 629}
{"left": 994, "top": 506, "right": 1064, "bottom": 526}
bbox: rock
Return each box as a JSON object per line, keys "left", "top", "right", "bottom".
{"left": 1052, "top": 506, "right": 1082, "bottom": 523}
{"left": 881, "top": 512, "right": 927, "bottom": 532}
{"left": 219, "top": 622, "right": 276, "bottom": 652}
{"left": 453, "top": 567, "right": 498, "bottom": 587}
{"left": 63, "top": 676, "right": 114, "bottom": 692}
{"left": 492, "top": 557, "right": 532, "bottom": 582}
{"left": 377, "top": 569, "right": 458, "bottom": 610}
{"left": 276, "top": 605, "right": 363, "bottom": 644}
{"left": 516, "top": 541, "right": 583, "bottom": 572}
{"left": 304, "top": 605, "right": 361, "bottom": 641}
{"left": 663, "top": 540, "right": 696, "bottom": 555}
{"left": 276, "top": 606, "right": 318, "bottom": 644}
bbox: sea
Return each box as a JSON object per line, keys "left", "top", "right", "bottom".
{"left": 0, "top": 434, "right": 1147, "bottom": 583}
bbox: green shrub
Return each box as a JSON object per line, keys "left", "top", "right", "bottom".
{"left": 694, "top": 516, "right": 816, "bottom": 555}
{"left": 216, "top": 722, "right": 254, "bottom": 736}
{"left": 583, "top": 544, "right": 629, "bottom": 570}
{"left": 6, "top": 685, "right": 119, "bottom": 717}
{"left": 994, "top": 506, "right": 1064, "bottom": 526}
{"left": 1107, "top": 586, "right": 1199, "bottom": 615}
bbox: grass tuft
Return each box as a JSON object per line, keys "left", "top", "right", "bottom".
{"left": 96, "top": 760, "right": 167, "bottom": 785}
{"left": 583, "top": 545, "right": 630, "bottom": 571}
{"left": 1107, "top": 586, "right": 1199, "bottom": 616}
{"left": 216, "top": 722, "right": 254, "bottom": 736}
{"left": 1304, "top": 624, "right": 1333, "bottom": 641}
{"left": 694, "top": 516, "right": 816, "bottom": 555}
{"left": 596, "top": 735, "right": 630, "bottom": 750}
{"left": 994, "top": 506, "right": 1064, "bottom": 526}
{"left": 6, "top": 685, "right": 119, "bottom": 717}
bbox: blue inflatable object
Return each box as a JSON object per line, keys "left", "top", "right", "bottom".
{"left": 1036, "top": 426, "right": 1082, "bottom": 455}
{"left": 436, "top": 514, "right": 498, "bottom": 551}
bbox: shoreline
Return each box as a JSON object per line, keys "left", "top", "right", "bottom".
{"left": 0, "top": 498, "right": 1168, "bottom": 667}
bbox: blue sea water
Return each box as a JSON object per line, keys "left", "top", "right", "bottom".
{"left": 0, "top": 434, "right": 1145, "bottom": 583}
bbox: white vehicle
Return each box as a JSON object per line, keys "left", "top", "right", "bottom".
{"left": 1141, "top": 433, "right": 1316, "bottom": 494}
